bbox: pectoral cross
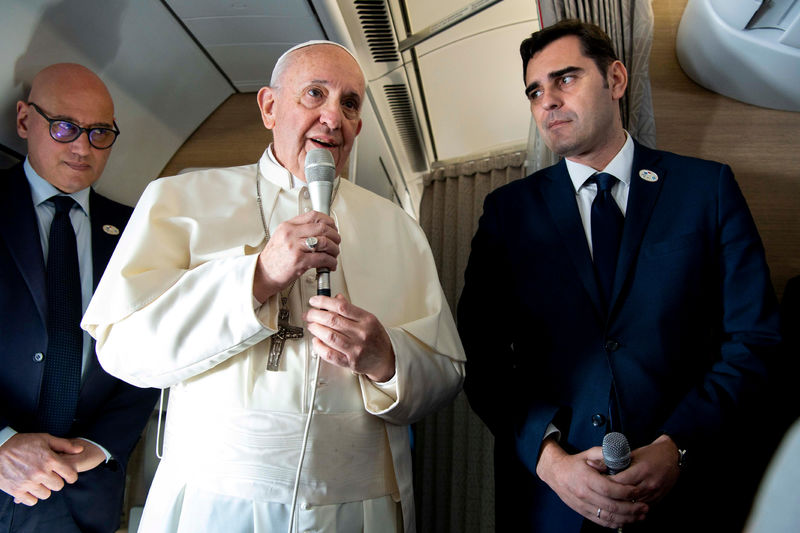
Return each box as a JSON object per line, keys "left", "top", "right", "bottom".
{"left": 266, "top": 296, "right": 304, "bottom": 371}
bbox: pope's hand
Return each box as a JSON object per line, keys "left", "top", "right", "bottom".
{"left": 304, "top": 294, "right": 396, "bottom": 382}
{"left": 253, "top": 210, "right": 340, "bottom": 302}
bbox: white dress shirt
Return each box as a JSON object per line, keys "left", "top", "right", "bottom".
{"left": 565, "top": 132, "right": 634, "bottom": 257}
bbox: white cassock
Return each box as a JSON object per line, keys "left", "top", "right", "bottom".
{"left": 82, "top": 148, "right": 465, "bottom": 533}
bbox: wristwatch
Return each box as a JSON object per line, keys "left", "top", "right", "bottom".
{"left": 677, "top": 447, "right": 687, "bottom": 471}
{"left": 664, "top": 432, "right": 687, "bottom": 471}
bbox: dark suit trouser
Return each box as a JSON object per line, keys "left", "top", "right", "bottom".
{"left": 0, "top": 494, "right": 82, "bottom": 533}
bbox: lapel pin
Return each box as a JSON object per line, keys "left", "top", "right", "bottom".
{"left": 639, "top": 169, "right": 658, "bottom": 182}
{"left": 102, "top": 224, "right": 120, "bottom": 235}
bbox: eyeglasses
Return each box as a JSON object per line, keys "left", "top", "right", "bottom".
{"left": 27, "top": 102, "right": 120, "bottom": 150}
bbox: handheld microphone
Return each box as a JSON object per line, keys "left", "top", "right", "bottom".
{"left": 289, "top": 149, "right": 335, "bottom": 533}
{"left": 602, "top": 432, "right": 630, "bottom": 533}
{"left": 304, "top": 148, "right": 336, "bottom": 297}
{"left": 602, "top": 432, "right": 631, "bottom": 475}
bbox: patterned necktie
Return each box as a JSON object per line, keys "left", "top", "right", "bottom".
{"left": 590, "top": 173, "right": 624, "bottom": 306}
{"left": 37, "top": 195, "right": 83, "bottom": 436}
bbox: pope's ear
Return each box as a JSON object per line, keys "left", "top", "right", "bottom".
{"left": 256, "top": 87, "right": 276, "bottom": 130}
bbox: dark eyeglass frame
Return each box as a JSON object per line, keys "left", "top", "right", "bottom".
{"left": 27, "top": 102, "right": 120, "bottom": 150}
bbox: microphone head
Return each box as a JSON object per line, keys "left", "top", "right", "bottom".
{"left": 304, "top": 148, "right": 336, "bottom": 184}
{"left": 305, "top": 148, "right": 336, "bottom": 215}
{"left": 602, "top": 432, "right": 631, "bottom": 474}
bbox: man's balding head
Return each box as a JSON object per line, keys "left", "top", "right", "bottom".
{"left": 17, "top": 63, "right": 116, "bottom": 193}
{"left": 257, "top": 43, "right": 365, "bottom": 181}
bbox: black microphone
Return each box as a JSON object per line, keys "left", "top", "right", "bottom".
{"left": 305, "top": 148, "right": 336, "bottom": 297}
{"left": 602, "top": 431, "right": 631, "bottom": 475}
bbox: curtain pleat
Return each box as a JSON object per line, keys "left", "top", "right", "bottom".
{"left": 415, "top": 151, "right": 526, "bottom": 533}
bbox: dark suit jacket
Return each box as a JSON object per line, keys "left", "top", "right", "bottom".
{"left": 764, "top": 275, "right": 800, "bottom": 451}
{"left": 0, "top": 163, "right": 159, "bottom": 533}
{"left": 458, "top": 142, "right": 781, "bottom": 532}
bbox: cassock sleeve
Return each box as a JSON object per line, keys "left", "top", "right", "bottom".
{"left": 360, "top": 318, "right": 465, "bottom": 425}
{"left": 83, "top": 170, "right": 279, "bottom": 388}
{"left": 334, "top": 180, "right": 465, "bottom": 425}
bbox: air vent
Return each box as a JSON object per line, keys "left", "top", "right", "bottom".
{"left": 383, "top": 84, "right": 426, "bottom": 171}
{"left": 354, "top": 0, "right": 399, "bottom": 63}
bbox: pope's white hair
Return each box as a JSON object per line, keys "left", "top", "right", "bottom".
{"left": 269, "top": 40, "right": 365, "bottom": 87}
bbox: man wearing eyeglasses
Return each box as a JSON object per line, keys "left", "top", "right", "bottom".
{"left": 0, "top": 63, "right": 158, "bottom": 533}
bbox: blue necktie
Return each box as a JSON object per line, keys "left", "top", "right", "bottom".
{"left": 590, "top": 173, "right": 624, "bottom": 306}
{"left": 37, "top": 195, "right": 82, "bottom": 436}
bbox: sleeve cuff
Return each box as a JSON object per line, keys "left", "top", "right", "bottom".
{"left": 360, "top": 328, "right": 402, "bottom": 413}
{"left": 254, "top": 293, "right": 280, "bottom": 331}
{"left": 0, "top": 426, "right": 17, "bottom": 447}
{"left": 77, "top": 438, "right": 113, "bottom": 463}
{"left": 543, "top": 423, "right": 561, "bottom": 442}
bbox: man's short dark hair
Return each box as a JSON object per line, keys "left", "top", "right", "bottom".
{"left": 520, "top": 19, "right": 618, "bottom": 81}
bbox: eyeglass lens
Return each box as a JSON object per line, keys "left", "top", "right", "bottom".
{"left": 50, "top": 121, "right": 116, "bottom": 148}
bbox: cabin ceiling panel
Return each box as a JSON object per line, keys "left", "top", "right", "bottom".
{"left": 164, "top": 0, "right": 324, "bottom": 92}
{"left": 412, "top": 0, "right": 539, "bottom": 57}
{"left": 184, "top": 16, "right": 322, "bottom": 47}
{"left": 404, "top": 0, "right": 477, "bottom": 32}
{"left": 206, "top": 43, "right": 319, "bottom": 87}
{"left": 164, "top": 0, "right": 310, "bottom": 19}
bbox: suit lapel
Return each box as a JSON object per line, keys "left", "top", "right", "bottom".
{"left": 539, "top": 161, "right": 605, "bottom": 316}
{"left": 609, "top": 142, "right": 665, "bottom": 312}
{"left": 0, "top": 164, "right": 47, "bottom": 322}
{"left": 89, "top": 190, "right": 121, "bottom": 290}
{"left": 84, "top": 190, "right": 128, "bottom": 384}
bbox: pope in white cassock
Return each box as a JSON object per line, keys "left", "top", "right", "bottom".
{"left": 81, "top": 41, "right": 465, "bottom": 532}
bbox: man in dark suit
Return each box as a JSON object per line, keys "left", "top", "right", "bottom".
{"left": 458, "top": 20, "right": 781, "bottom": 532}
{"left": 0, "top": 63, "right": 158, "bottom": 532}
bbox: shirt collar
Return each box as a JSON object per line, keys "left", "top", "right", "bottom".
{"left": 258, "top": 145, "right": 307, "bottom": 190}
{"left": 23, "top": 157, "right": 91, "bottom": 215}
{"left": 565, "top": 131, "right": 634, "bottom": 193}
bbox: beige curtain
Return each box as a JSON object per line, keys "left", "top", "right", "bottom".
{"left": 414, "top": 151, "right": 526, "bottom": 532}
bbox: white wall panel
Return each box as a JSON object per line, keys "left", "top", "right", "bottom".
{"left": 417, "top": 21, "right": 537, "bottom": 161}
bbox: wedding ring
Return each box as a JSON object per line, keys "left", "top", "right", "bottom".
{"left": 597, "top": 508, "right": 602, "bottom": 519}
{"left": 305, "top": 236, "right": 319, "bottom": 251}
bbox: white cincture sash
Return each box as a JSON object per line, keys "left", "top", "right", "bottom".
{"left": 158, "top": 392, "right": 399, "bottom": 506}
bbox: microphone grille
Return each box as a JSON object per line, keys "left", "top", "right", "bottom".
{"left": 602, "top": 432, "right": 631, "bottom": 471}
{"left": 305, "top": 148, "right": 335, "bottom": 183}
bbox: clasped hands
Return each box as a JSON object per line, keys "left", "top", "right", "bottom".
{"left": 0, "top": 433, "right": 106, "bottom": 506}
{"left": 254, "top": 210, "right": 395, "bottom": 382}
{"left": 536, "top": 434, "right": 681, "bottom": 529}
